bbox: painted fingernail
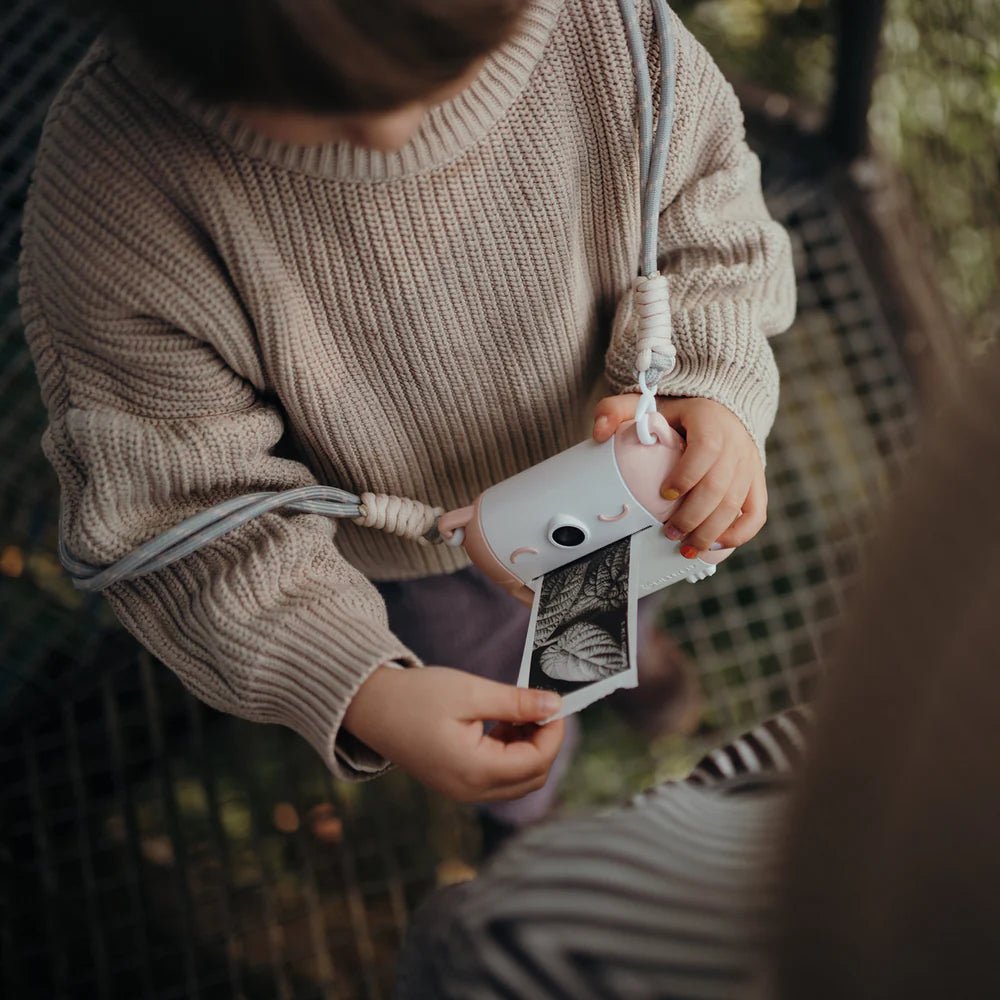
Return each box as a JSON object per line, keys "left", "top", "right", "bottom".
{"left": 660, "top": 486, "right": 681, "bottom": 501}
{"left": 680, "top": 545, "right": 699, "bottom": 560}
{"left": 709, "top": 542, "right": 724, "bottom": 551}
{"left": 536, "top": 691, "right": 561, "bottom": 714}
{"left": 665, "top": 524, "right": 684, "bottom": 541}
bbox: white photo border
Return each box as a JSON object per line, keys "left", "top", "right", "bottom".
{"left": 517, "top": 532, "right": 641, "bottom": 722}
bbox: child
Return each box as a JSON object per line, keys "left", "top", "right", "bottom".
{"left": 19, "top": 0, "right": 794, "bottom": 809}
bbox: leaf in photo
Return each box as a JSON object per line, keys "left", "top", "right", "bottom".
{"left": 539, "top": 621, "right": 626, "bottom": 683}
{"left": 580, "top": 536, "right": 630, "bottom": 609}
{"left": 533, "top": 559, "right": 590, "bottom": 644}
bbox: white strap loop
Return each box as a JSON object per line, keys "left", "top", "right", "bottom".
{"left": 635, "top": 371, "right": 658, "bottom": 446}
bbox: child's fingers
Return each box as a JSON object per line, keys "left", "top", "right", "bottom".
{"left": 486, "top": 717, "right": 565, "bottom": 763}
{"left": 659, "top": 431, "right": 722, "bottom": 502}
{"left": 682, "top": 471, "right": 753, "bottom": 553}
{"left": 461, "top": 676, "right": 561, "bottom": 724}
{"left": 523, "top": 714, "right": 566, "bottom": 758}
{"left": 716, "top": 474, "right": 768, "bottom": 549}
{"left": 489, "top": 721, "right": 530, "bottom": 744}
{"left": 478, "top": 719, "right": 565, "bottom": 787}
{"left": 477, "top": 775, "right": 549, "bottom": 803}
{"left": 663, "top": 454, "right": 739, "bottom": 543}
{"left": 489, "top": 719, "right": 562, "bottom": 745}
{"left": 592, "top": 394, "right": 640, "bottom": 442}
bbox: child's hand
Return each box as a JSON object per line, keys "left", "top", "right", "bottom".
{"left": 592, "top": 395, "right": 767, "bottom": 555}
{"left": 343, "top": 666, "right": 566, "bottom": 802}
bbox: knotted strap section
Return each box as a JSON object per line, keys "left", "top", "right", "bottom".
{"left": 633, "top": 273, "right": 676, "bottom": 379}
{"left": 609, "top": 273, "right": 678, "bottom": 392}
{"left": 354, "top": 493, "right": 444, "bottom": 544}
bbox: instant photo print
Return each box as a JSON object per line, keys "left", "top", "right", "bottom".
{"left": 516, "top": 533, "right": 641, "bottom": 719}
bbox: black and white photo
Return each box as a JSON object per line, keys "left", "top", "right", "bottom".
{"left": 518, "top": 534, "right": 640, "bottom": 719}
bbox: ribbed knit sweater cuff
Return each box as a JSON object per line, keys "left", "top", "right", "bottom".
{"left": 107, "top": 574, "right": 421, "bottom": 782}
{"left": 246, "top": 615, "right": 421, "bottom": 782}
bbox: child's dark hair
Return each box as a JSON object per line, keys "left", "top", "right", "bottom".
{"left": 80, "top": 0, "right": 528, "bottom": 113}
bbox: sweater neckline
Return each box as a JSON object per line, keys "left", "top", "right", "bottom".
{"left": 116, "top": 0, "right": 564, "bottom": 182}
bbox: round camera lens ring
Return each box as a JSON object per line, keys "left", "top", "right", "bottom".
{"left": 547, "top": 515, "right": 591, "bottom": 549}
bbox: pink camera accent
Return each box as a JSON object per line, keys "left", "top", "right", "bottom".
{"left": 509, "top": 546, "right": 539, "bottom": 563}
{"left": 442, "top": 495, "right": 533, "bottom": 604}
{"left": 597, "top": 504, "right": 631, "bottom": 523}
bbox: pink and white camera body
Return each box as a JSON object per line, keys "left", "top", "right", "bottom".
{"left": 438, "top": 413, "right": 732, "bottom": 605}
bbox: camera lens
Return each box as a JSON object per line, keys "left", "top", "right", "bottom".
{"left": 550, "top": 524, "right": 586, "bottom": 547}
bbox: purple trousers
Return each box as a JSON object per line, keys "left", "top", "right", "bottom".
{"left": 374, "top": 566, "right": 578, "bottom": 825}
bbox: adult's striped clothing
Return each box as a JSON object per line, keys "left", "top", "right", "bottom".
{"left": 397, "top": 708, "right": 812, "bottom": 999}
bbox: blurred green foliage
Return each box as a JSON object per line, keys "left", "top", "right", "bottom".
{"left": 871, "top": 0, "right": 1000, "bottom": 347}
{"left": 675, "top": 0, "right": 999, "bottom": 347}
{"left": 672, "top": 0, "right": 834, "bottom": 104}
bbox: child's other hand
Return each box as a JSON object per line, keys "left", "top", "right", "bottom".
{"left": 592, "top": 395, "right": 767, "bottom": 555}
{"left": 343, "top": 666, "right": 565, "bottom": 802}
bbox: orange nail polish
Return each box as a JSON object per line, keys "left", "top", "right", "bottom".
{"left": 680, "top": 545, "right": 699, "bottom": 560}
{"left": 660, "top": 486, "right": 681, "bottom": 501}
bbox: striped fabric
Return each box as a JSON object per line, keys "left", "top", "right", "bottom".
{"left": 685, "top": 707, "right": 812, "bottom": 788}
{"left": 397, "top": 708, "right": 813, "bottom": 1000}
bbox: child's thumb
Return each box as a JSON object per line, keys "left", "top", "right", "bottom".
{"left": 464, "top": 679, "right": 561, "bottom": 723}
{"left": 592, "top": 394, "right": 640, "bottom": 442}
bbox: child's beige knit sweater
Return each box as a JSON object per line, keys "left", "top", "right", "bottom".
{"left": 19, "top": 0, "right": 795, "bottom": 777}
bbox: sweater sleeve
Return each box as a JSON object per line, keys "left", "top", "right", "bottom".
{"left": 605, "top": 12, "right": 796, "bottom": 458}
{"left": 19, "top": 87, "right": 418, "bottom": 782}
